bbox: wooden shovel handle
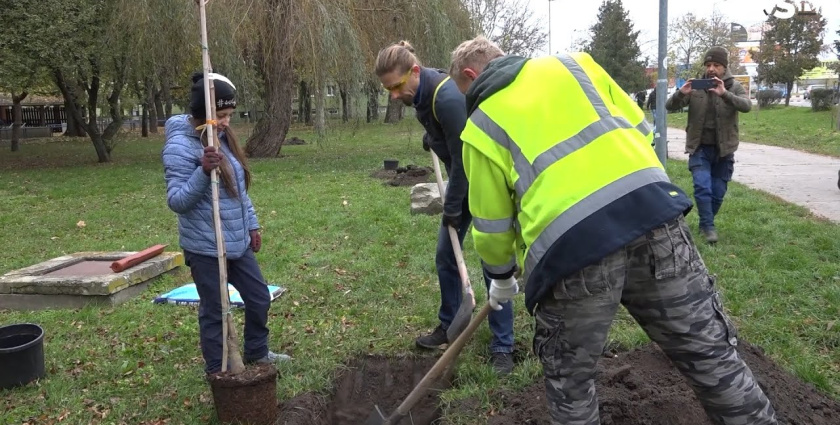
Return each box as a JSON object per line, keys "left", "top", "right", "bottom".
{"left": 386, "top": 303, "right": 492, "bottom": 423}
{"left": 430, "top": 151, "right": 475, "bottom": 302}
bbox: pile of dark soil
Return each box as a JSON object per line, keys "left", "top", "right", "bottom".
{"left": 370, "top": 165, "right": 433, "bottom": 186}
{"left": 478, "top": 342, "right": 840, "bottom": 425}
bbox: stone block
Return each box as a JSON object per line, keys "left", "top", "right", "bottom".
{"left": 410, "top": 182, "right": 445, "bottom": 215}
{"left": 0, "top": 251, "right": 184, "bottom": 311}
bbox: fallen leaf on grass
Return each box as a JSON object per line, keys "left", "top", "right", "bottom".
{"left": 77, "top": 220, "right": 86, "bottom": 228}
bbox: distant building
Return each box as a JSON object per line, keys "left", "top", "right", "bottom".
{"left": 0, "top": 94, "right": 66, "bottom": 132}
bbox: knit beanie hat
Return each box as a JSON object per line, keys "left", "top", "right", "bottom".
{"left": 189, "top": 72, "right": 237, "bottom": 120}
{"left": 703, "top": 46, "right": 729, "bottom": 68}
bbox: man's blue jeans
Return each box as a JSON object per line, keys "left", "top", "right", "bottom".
{"left": 688, "top": 145, "right": 735, "bottom": 231}
{"left": 436, "top": 214, "right": 515, "bottom": 354}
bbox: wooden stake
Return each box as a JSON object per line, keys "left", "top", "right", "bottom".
{"left": 198, "top": 0, "right": 244, "bottom": 375}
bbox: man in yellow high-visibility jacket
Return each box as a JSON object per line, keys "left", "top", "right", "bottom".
{"left": 449, "top": 36, "right": 777, "bottom": 425}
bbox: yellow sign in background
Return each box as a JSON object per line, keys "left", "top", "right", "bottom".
{"left": 733, "top": 75, "right": 751, "bottom": 98}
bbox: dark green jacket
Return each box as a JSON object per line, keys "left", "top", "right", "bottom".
{"left": 665, "top": 69, "right": 751, "bottom": 157}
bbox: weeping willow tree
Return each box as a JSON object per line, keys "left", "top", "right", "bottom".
{"left": 350, "top": 0, "right": 472, "bottom": 123}
{"left": 290, "top": 0, "right": 368, "bottom": 137}
{"left": 227, "top": 0, "right": 473, "bottom": 156}
{"left": 223, "top": 0, "right": 295, "bottom": 157}
{"left": 119, "top": 0, "right": 198, "bottom": 136}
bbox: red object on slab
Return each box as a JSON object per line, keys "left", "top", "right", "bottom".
{"left": 110, "top": 244, "right": 167, "bottom": 273}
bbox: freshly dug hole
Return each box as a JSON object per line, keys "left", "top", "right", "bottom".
{"left": 278, "top": 354, "right": 451, "bottom": 425}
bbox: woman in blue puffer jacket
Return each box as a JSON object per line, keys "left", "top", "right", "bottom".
{"left": 162, "top": 72, "right": 288, "bottom": 375}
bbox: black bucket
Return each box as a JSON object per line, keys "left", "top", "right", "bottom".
{"left": 0, "top": 323, "right": 45, "bottom": 390}
{"left": 383, "top": 159, "right": 399, "bottom": 170}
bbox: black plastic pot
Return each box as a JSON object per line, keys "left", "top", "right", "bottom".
{"left": 384, "top": 159, "right": 399, "bottom": 170}
{"left": 0, "top": 323, "right": 45, "bottom": 390}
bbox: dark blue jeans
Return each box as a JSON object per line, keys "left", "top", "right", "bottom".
{"left": 184, "top": 249, "right": 271, "bottom": 374}
{"left": 688, "top": 145, "right": 735, "bottom": 231}
{"left": 436, "top": 213, "right": 515, "bottom": 354}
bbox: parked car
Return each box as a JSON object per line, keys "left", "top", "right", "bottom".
{"left": 804, "top": 85, "right": 825, "bottom": 100}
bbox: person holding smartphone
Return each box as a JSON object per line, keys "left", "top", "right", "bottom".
{"left": 666, "top": 46, "right": 751, "bottom": 244}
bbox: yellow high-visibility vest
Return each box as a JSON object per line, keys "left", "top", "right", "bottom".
{"left": 462, "top": 52, "right": 688, "bottom": 312}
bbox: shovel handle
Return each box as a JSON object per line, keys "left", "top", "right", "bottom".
{"left": 385, "top": 303, "right": 493, "bottom": 423}
{"left": 430, "top": 151, "right": 475, "bottom": 303}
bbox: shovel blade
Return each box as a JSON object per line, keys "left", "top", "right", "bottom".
{"left": 364, "top": 405, "right": 387, "bottom": 425}
{"left": 446, "top": 296, "right": 476, "bottom": 343}
{"left": 366, "top": 404, "right": 404, "bottom": 425}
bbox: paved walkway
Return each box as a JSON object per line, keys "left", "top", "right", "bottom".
{"left": 664, "top": 127, "right": 840, "bottom": 222}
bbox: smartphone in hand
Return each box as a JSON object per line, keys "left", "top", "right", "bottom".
{"left": 691, "top": 78, "right": 716, "bottom": 90}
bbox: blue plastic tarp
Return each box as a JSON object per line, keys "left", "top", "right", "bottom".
{"left": 153, "top": 283, "right": 286, "bottom": 307}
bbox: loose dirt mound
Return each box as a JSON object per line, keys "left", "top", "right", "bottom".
{"left": 370, "top": 165, "right": 433, "bottom": 186}
{"left": 475, "top": 341, "right": 840, "bottom": 425}
{"left": 277, "top": 355, "right": 451, "bottom": 425}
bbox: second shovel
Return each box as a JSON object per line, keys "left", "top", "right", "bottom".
{"left": 430, "top": 150, "right": 476, "bottom": 343}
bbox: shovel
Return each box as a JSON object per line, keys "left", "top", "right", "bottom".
{"left": 429, "top": 151, "right": 477, "bottom": 343}
{"left": 365, "top": 303, "right": 493, "bottom": 425}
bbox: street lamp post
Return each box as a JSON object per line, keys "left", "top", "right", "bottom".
{"left": 548, "top": 0, "right": 555, "bottom": 54}
{"left": 654, "top": 0, "right": 668, "bottom": 165}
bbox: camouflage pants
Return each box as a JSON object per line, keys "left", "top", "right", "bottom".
{"left": 533, "top": 216, "right": 777, "bottom": 425}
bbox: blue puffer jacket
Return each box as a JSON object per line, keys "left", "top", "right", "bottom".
{"left": 162, "top": 115, "right": 259, "bottom": 259}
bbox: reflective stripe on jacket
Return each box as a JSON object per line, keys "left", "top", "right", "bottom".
{"left": 462, "top": 52, "right": 692, "bottom": 313}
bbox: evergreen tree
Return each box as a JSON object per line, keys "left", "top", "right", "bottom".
{"left": 583, "top": 0, "right": 647, "bottom": 92}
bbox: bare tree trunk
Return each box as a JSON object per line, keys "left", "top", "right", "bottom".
{"left": 297, "top": 80, "right": 307, "bottom": 123}
{"left": 314, "top": 79, "right": 326, "bottom": 137}
{"left": 384, "top": 98, "right": 403, "bottom": 123}
{"left": 63, "top": 100, "right": 86, "bottom": 137}
{"left": 247, "top": 0, "right": 293, "bottom": 158}
{"left": 141, "top": 102, "right": 149, "bottom": 137}
{"left": 154, "top": 85, "right": 164, "bottom": 127}
{"left": 298, "top": 81, "right": 312, "bottom": 125}
{"left": 340, "top": 85, "right": 350, "bottom": 123}
{"left": 366, "top": 81, "right": 380, "bottom": 123}
{"left": 54, "top": 58, "right": 126, "bottom": 163}
{"left": 101, "top": 58, "right": 128, "bottom": 153}
{"left": 161, "top": 74, "right": 173, "bottom": 118}
{"left": 248, "top": 72, "right": 293, "bottom": 157}
{"left": 836, "top": 105, "right": 840, "bottom": 131}
{"left": 146, "top": 78, "right": 158, "bottom": 134}
{"left": 53, "top": 70, "right": 87, "bottom": 138}
{"left": 784, "top": 82, "right": 793, "bottom": 107}
{"left": 10, "top": 91, "right": 27, "bottom": 152}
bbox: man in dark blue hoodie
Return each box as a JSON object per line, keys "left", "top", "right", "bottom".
{"left": 375, "top": 40, "right": 516, "bottom": 375}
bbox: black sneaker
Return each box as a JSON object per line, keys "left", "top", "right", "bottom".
{"left": 415, "top": 325, "right": 448, "bottom": 349}
{"left": 491, "top": 352, "right": 514, "bottom": 376}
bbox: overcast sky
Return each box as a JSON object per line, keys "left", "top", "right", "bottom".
{"left": 529, "top": 0, "right": 840, "bottom": 58}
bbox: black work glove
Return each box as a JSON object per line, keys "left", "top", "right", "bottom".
{"left": 422, "top": 133, "right": 432, "bottom": 152}
{"left": 201, "top": 146, "right": 223, "bottom": 175}
{"left": 443, "top": 213, "right": 462, "bottom": 231}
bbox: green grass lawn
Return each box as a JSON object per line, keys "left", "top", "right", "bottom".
{"left": 662, "top": 105, "right": 840, "bottom": 157}
{"left": 1, "top": 121, "right": 839, "bottom": 424}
